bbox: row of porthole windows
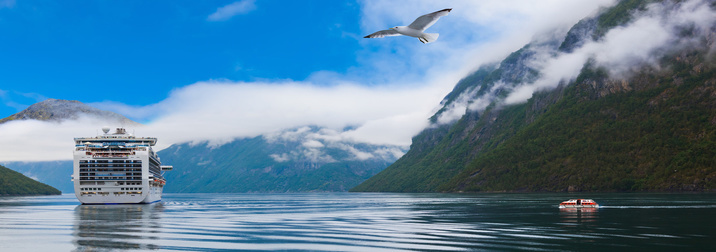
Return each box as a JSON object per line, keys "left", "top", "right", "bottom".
{"left": 80, "top": 160, "right": 142, "bottom": 163}
{"left": 80, "top": 168, "right": 141, "bottom": 172}
{"left": 80, "top": 165, "right": 142, "bottom": 168}
{"left": 80, "top": 177, "right": 142, "bottom": 180}
{"left": 80, "top": 187, "right": 142, "bottom": 191}
{"left": 117, "top": 182, "right": 142, "bottom": 186}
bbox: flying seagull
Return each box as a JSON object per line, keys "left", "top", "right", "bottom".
{"left": 364, "top": 8, "right": 452, "bottom": 44}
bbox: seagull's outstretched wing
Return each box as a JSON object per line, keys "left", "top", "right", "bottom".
{"left": 364, "top": 29, "right": 400, "bottom": 38}
{"left": 408, "top": 8, "right": 452, "bottom": 31}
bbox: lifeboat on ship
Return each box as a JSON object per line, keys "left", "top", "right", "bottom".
{"left": 559, "top": 199, "right": 599, "bottom": 209}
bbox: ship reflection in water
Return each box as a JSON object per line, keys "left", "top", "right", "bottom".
{"left": 73, "top": 204, "right": 164, "bottom": 251}
{"left": 559, "top": 207, "right": 599, "bottom": 223}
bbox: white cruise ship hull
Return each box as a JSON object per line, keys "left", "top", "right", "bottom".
{"left": 74, "top": 184, "right": 163, "bottom": 204}
{"left": 72, "top": 127, "right": 172, "bottom": 205}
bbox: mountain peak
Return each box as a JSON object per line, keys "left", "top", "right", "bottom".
{"left": 0, "top": 98, "right": 139, "bottom": 125}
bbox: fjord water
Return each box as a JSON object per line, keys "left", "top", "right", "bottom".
{"left": 1, "top": 193, "right": 715, "bottom": 251}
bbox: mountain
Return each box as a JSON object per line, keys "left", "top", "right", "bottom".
{"left": 160, "top": 126, "right": 404, "bottom": 193}
{"left": 352, "top": 0, "right": 716, "bottom": 192}
{"left": 0, "top": 164, "right": 61, "bottom": 196}
{"left": 0, "top": 98, "right": 138, "bottom": 125}
{"left": 0, "top": 161, "right": 73, "bottom": 193}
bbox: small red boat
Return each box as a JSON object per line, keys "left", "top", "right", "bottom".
{"left": 559, "top": 199, "right": 599, "bottom": 209}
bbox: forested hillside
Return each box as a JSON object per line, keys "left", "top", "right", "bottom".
{"left": 352, "top": 0, "right": 716, "bottom": 192}
{"left": 0, "top": 165, "right": 61, "bottom": 196}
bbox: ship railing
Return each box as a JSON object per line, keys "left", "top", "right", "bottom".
{"left": 79, "top": 177, "right": 142, "bottom": 181}
{"left": 92, "top": 154, "right": 130, "bottom": 158}
{"left": 89, "top": 149, "right": 134, "bottom": 153}
{"left": 90, "top": 151, "right": 136, "bottom": 158}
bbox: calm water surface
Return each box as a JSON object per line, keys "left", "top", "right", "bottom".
{"left": 1, "top": 193, "right": 715, "bottom": 251}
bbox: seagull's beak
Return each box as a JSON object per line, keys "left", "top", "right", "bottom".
{"left": 389, "top": 27, "right": 396, "bottom": 30}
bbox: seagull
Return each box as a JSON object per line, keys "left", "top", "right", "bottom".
{"left": 364, "top": 8, "right": 452, "bottom": 44}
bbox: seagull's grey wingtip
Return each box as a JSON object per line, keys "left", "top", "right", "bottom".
{"left": 441, "top": 8, "right": 452, "bottom": 12}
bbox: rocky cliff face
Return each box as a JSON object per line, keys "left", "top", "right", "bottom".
{"left": 352, "top": 0, "right": 716, "bottom": 192}
{"left": 0, "top": 98, "right": 138, "bottom": 125}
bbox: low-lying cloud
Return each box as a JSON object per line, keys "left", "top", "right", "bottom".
{"left": 505, "top": 0, "right": 716, "bottom": 104}
{"left": 138, "top": 80, "right": 448, "bottom": 148}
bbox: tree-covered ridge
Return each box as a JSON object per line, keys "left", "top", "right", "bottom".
{"left": 0, "top": 164, "right": 61, "bottom": 196}
{"left": 443, "top": 50, "right": 716, "bottom": 192}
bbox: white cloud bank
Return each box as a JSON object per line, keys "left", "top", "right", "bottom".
{"left": 0, "top": 0, "right": 617, "bottom": 162}
{"left": 139, "top": 80, "right": 446, "bottom": 149}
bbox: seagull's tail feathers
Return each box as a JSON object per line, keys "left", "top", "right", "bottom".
{"left": 419, "top": 33, "right": 439, "bottom": 44}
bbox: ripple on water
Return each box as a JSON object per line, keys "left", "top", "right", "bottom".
{"left": 2, "top": 193, "right": 716, "bottom": 251}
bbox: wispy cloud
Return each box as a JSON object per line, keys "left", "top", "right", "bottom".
{"left": 207, "top": 0, "right": 257, "bottom": 21}
{"left": 0, "top": 90, "right": 47, "bottom": 113}
{"left": 264, "top": 126, "right": 407, "bottom": 163}
{"left": 0, "top": 0, "right": 15, "bottom": 9}
{"left": 17, "top": 91, "right": 48, "bottom": 103}
{"left": 504, "top": 0, "right": 716, "bottom": 104}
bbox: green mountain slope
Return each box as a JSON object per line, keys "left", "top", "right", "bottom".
{"left": 0, "top": 164, "right": 61, "bottom": 196}
{"left": 443, "top": 55, "right": 716, "bottom": 192}
{"left": 1, "top": 161, "right": 73, "bottom": 193}
{"left": 352, "top": 0, "right": 716, "bottom": 193}
{"left": 160, "top": 127, "right": 400, "bottom": 193}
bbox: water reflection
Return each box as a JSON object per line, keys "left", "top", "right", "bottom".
{"left": 73, "top": 204, "right": 164, "bottom": 251}
{"left": 559, "top": 207, "right": 599, "bottom": 223}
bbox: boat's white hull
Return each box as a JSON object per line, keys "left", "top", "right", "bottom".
{"left": 559, "top": 205, "right": 599, "bottom": 209}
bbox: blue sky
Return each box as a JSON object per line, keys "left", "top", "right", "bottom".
{"left": 0, "top": 0, "right": 624, "bottom": 161}
{"left": 0, "top": 0, "right": 364, "bottom": 115}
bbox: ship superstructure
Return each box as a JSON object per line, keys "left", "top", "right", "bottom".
{"left": 72, "top": 127, "right": 173, "bottom": 204}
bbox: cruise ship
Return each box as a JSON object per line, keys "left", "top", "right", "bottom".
{"left": 72, "top": 127, "right": 173, "bottom": 204}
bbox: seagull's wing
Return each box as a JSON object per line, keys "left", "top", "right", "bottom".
{"left": 364, "top": 29, "right": 401, "bottom": 38}
{"left": 408, "top": 8, "right": 452, "bottom": 31}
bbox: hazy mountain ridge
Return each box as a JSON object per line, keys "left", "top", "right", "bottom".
{"left": 0, "top": 98, "right": 139, "bottom": 125}
{"left": 160, "top": 126, "right": 404, "bottom": 193}
{"left": 352, "top": 0, "right": 716, "bottom": 192}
